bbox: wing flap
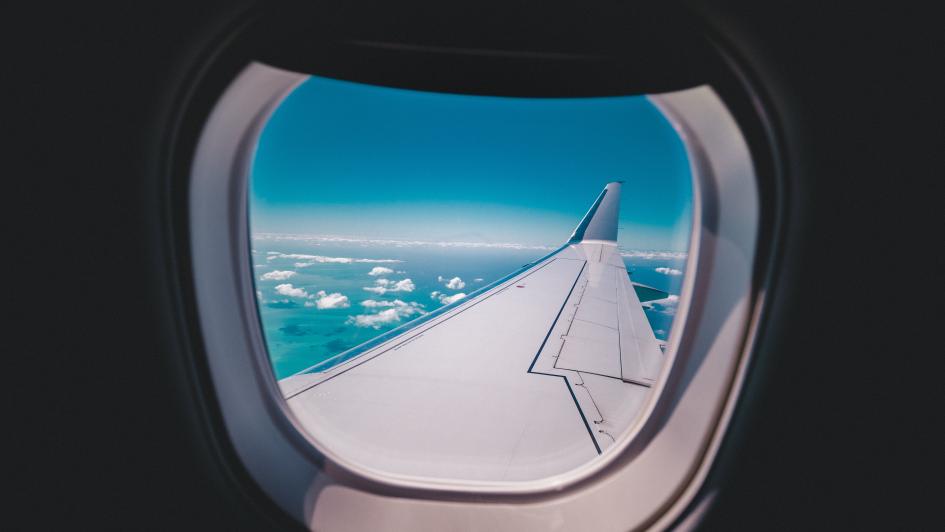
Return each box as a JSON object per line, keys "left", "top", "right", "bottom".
{"left": 617, "top": 270, "right": 665, "bottom": 386}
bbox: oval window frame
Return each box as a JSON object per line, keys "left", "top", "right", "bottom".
{"left": 180, "top": 12, "right": 784, "bottom": 526}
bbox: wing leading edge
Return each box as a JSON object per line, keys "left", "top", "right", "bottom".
{"left": 280, "top": 182, "right": 667, "bottom": 481}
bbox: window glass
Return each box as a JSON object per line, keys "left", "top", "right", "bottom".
{"left": 247, "top": 75, "right": 693, "bottom": 481}
{"left": 251, "top": 76, "right": 691, "bottom": 379}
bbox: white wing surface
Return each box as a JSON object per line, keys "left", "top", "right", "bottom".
{"left": 279, "top": 182, "right": 666, "bottom": 482}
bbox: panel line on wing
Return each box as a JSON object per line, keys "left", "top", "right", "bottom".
{"left": 552, "top": 366, "right": 627, "bottom": 382}
{"left": 524, "top": 261, "right": 603, "bottom": 455}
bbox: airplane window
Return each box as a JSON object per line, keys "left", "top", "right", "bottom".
{"left": 191, "top": 58, "right": 761, "bottom": 526}
{"left": 247, "top": 74, "right": 694, "bottom": 483}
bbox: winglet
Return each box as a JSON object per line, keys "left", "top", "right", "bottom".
{"left": 568, "top": 181, "right": 622, "bottom": 243}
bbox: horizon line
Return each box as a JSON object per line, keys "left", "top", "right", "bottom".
{"left": 252, "top": 232, "right": 689, "bottom": 256}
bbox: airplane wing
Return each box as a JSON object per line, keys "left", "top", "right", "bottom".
{"left": 279, "top": 182, "right": 666, "bottom": 482}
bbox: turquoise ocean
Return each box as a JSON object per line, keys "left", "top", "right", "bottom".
{"left": 252, "top": 236, "right": 686, "bottom": 379}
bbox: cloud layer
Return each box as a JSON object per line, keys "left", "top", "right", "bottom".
{"left": 620, "top": 250, "right": 688, "bottom": 260}
{"left": 655, "top": 267, "right": 683, "bottom": 276}
{"left": 275, "top": 283, "right": 310, "bottom": 298}
{"left": 438, "top": 275, "right": 466, "bottom": 289}
{"left": 430, "top": 290, "right": 467, "bottom": 305}
{"left": 363, "top": 278, "right": 415, "bottom": 295}
{"left": 260, "top": 270, "right": 296, "bottom": 281}
{"left": 361, "top": 299, "right": 403, "bottom": 308}
{"left": 266, "top": 252, "right": 402, "bottom": 265}
{"left": 347, "top": 300, "right": 425, "bottom": 329}
{"left": 642, "top": 294, "right": 680, "bottom": 315}
{"left": 312, "top": 290, "right": 350, "bottom": 309}
{"left": 254, "top": 233, "right": 555, "bottom": 251}
{"left": 274, "top": 284, "right": 350, "bottom": 309}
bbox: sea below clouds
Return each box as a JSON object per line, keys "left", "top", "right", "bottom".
{"left": 251, "top": 235, "right": 687, "bottom": 379}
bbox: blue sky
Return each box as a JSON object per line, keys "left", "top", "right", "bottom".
{"left": 250, "top": 75, "right": 692, "bottom": 251}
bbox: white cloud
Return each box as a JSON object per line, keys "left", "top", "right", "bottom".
{"left": 431, "top": 291, "right": 467, "bottom": 305}
{"left": 347, "top": 300, "right": 425, "bottom": 329}
{"left": 275, "top": 285, "right": 351, "bottom": 309}
{"left": 361, "top": 299, "right": 393, "bottom": 308}
{"left": 266, "top": 252, "right": 402, "bottom": 264}
{"left": 655, "top": 267, "right": 683, "bottom": 276}
{"left": 642, "top": 294, "right": 680, "bottom": 315}
{"left": 275, "top": 283, "right": 310, "bottom": 298}
{"left": 313, "top": 290, "right": 350, "bottom": 309}
{"left": 363, "top": 278, "right": 415, "bottom": 295}
{"left": 440, "top": 293, "right": 467, "bottom": 305}
{"left": 361, "top": 298, "right": 416, "bottom": 309}
{"left": 348, "top": 309, "right": 402, "bottom": 328}
{"left": 473, "top": 278, "right": 484, "bottom": 282}
{"left": 260, "top": 270, "right": 296, "bottom": 281}
{"left": 648, "top": 294, "right": 679, "bottom": 306}
{"left": 438, "top": 275, "right": 465, "bottom": 288}
{"left": 254, "top": 233, "right": 556, "bottom": 251}
{"left": 258, "top": 237, "right": 691, "bottom": 263}
{"left": 368, "top": 266, "right": 394, "bottom": 276}
{"left": 444, "top": 276, "right": 465, "bottom": 290}
{"left": 620, "top": 250, "right": 688, "bottom": 260}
